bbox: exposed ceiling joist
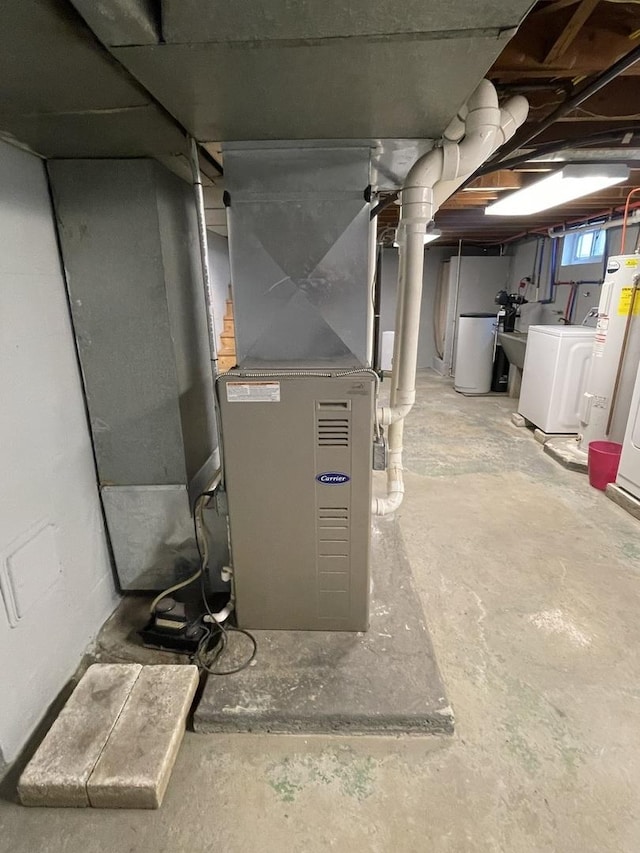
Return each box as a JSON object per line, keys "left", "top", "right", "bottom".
{"left": 408, "top": 0, "right": 640, "bottom": 246}
{"left": 533, "top": 0, "right": 583, "bottom": 16}
{"left": 543, "top": 0, "right": 600, "bottom": 64}
{"left": 463, "top": 171, "right": 523, "bottom": 191}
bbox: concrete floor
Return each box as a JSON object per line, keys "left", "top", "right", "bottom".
{"left": 3, "top": 370, "right": 640, "bottom": 852}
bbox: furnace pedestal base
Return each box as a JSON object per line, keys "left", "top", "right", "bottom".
{"left": 193, "top": 517, "right": 453, "bottom": 736}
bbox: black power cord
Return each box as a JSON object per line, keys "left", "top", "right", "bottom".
{"left": 192, "top": 492, "right": 258, "bottom": 676}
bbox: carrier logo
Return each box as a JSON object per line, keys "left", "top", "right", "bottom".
{"left": 316, "top": 472, "right": 351, "bottom": 485}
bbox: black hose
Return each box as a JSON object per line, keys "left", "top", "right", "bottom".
{"left": 478, "top": 126, "right": 640, "bottom": 178}
{"left": 371, "top": 192, "right": 399, "bottom": 220}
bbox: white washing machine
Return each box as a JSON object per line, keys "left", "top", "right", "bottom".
{"left": 616, "top": 360, "right": 640, "bottom": 500}
{"left": 518, "top": 325, "right": 596, "bottom": 433}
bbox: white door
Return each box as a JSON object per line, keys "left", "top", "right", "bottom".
{"left": 617, "top": 361, "right": 640, "bottom": 499}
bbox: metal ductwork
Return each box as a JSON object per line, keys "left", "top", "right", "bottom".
{"left": 69, "top": 0, "right": 534, "bottom": 144}
{"left": 224, "top": 144, "right": 373, "bottom": 367}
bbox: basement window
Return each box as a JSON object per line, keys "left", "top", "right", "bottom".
{"left": 561, "top": 228, "right": 606, "bottom": 266}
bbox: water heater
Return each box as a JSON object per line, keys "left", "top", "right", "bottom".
{"left": 579, "top": 254, "right": 640, "bottom": 447}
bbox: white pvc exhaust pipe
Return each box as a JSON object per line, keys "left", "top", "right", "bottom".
{"left": 373, "top": 82, "right": 528, "bottom": 516}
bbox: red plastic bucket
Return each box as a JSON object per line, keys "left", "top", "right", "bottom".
{"left": 587, "top": 441, "right": 622, "bottom": 491}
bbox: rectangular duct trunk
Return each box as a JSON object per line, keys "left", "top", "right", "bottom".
{"left": 48, "top": 159, "right": 220, "bottom": 590}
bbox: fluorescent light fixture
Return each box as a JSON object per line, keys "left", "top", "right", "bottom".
{"left": 485, "top": 164, "right": 629, "bottom": 216}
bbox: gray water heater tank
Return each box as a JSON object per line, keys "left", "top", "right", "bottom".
{"left": 454, "top": 313, "right": 496, "bottom": 395}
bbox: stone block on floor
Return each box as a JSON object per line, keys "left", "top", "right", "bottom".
{"left": 606, "top": 482, "right": 640, "bottom": 521}
{"left": 544, "top": 436, "right": 588, "bottom": 472}
{"left": 87, "top": 665, "right": 199, "bottom": 809}
{"left": 18, "top": 664, "right": 198, "bottom": 810}
{"left": 18, "top": 664, "right": 142, "bottom": 808}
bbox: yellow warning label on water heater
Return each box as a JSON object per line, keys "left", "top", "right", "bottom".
{"left": 625, "top": 259, "right": 639, "bottom": 267}
{"left": 617, "top": 287, "right": 640, "bottom": 316}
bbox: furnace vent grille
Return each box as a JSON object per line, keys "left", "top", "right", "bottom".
{"left": 317, "top": 418, "right": 350, "bottom": 447}
{"left": 317, "top": 506, "right": 350, "bottom": 536}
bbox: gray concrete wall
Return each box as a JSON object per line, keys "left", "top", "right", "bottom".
{"left": 507, "top": 225, "right": 640, "bottom": 328}
{"left": 379, "top": 247, "right": 504, "bottom": 370}
{"left": 0, "top": 140, "right": 118, "bottom": 764}
{"left": 379, "top": 247, "right": 452, "bottom": 370}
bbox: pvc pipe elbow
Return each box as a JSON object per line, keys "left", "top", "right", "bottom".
{"left": 440, "top": 141, "right": 461, "bottom": 183}
{"left": 372, "top": 487, "right": 405, "bottom": 516}
{"left": 378, "top": 402, "right": 413, "bottom": 426}
{"left": 405, "top": 148, "right": 444, "bottom": 193}
{"left": 494, "top": 95, "right": 529, "bottom": 149}
{"left": 466, "top": 78, "right": 499, "bottom": 113}
{"left": 443, "top": 106, "right": 468, "bottom": 142}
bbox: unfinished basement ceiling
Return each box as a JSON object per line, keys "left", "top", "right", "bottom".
{"left": 70, "top": 0, "right": 534, "bottom": 142}
{"left": 379, "top": 0, "right": 640, "bottom": 245}
{"left": 8, "top": 0, "right": 638, "bottom": 247}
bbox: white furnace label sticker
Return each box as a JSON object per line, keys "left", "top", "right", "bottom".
{"left": 226, "top": 382, "right": 281, "bottom": 403}
{"left": 593, "top": 332, "right": 607, "bottom": 358}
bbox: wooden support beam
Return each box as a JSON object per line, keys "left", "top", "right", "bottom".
{"left": 524, "top": 76, "right": 640, "bottom": 121}
{"left": 492, "top": 4, "right": 640, "bottom": 79}
{"left": 533, "top": 0, "right": 582, "bottom": 16}
{"left": 462, "top": 171, "right": 523, "bottom": 191}
{"left": 544, "top": 0, "right": 602, "bottom": 65}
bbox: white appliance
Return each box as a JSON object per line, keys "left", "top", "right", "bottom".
{"left": 616, "top": 360, "right": 640, "bottom": 500}
{"left": 518, "top": 325, "right": 596, "bottom": 433}
{"left": 433, "top": 255, "right": 510, "bottom": 375}
{"left": 454, "top": 313, "right": 496, "bottom": 394}
{"left": 579, "top": 254, "right": 640, "bottom": 447}
{"left": 381, "top": 330, "right": 394, "bottom": 372}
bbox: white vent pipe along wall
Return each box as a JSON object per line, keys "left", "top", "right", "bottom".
{"left": 373, "top": 80, "right": 529, "bottom": 515}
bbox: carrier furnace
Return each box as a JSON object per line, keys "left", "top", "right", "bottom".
{"left": 217, "top": 145, "right": 377, "bottom": 631}
{"left": 213, "top": 81, "right": 529, "bottom": 632}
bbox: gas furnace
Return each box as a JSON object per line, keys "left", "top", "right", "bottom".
{"left": 217, "top": 371, "right": 376, "bottom": 631}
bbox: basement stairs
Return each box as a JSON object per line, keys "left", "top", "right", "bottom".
{"left": 217, "top": 293, "right": 236, "bottom": 373}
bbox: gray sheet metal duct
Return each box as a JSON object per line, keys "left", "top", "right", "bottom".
{"left": 69, "top": 0, "right": 533, "bottom": 142}
{"left": 48, "top": 158, "right": 220, "bottom": 589}
{"left": 224, "top": 144, "right": 373, "bottom": 367}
